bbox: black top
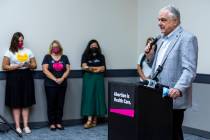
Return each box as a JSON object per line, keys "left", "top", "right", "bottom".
{"left": 81, "top": 54, "right": 106, "bottom": 73}
{"left": 42, "top": 54, "right": 70, "bottom": 87}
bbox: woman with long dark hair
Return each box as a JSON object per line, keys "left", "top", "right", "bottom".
{"left": 2, "top": 32, "right": 37, "bottom": 134}
{"left": 81, "top": 39, "right": 107, "bottom": 129}
{"left": 137, "top": 37, "right": 157, "bottom": 81}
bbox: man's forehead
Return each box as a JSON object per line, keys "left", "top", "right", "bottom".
{"left": 159, "top": 9, "right": 171, "bottom": 16}
{"left": 158, "top": 10, "right": 173, "bottom": 20}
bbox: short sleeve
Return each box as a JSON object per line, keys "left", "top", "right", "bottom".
{"left": 137, "top": 53, "right": 144, "bottom": 64}
{"left": 4, "top": 50, "right": 12, "bottom": 58}
{"left": 63, "top": 55, "right": 70, "bottom": 65}
{"left": 42, "top": 54, "right": 50, "bottom": 65}
{"left": 100, "top": 55, "right": 106, "bottom": 66}
{"left": 27, "top": 49, "right": 34, "bottom": 58}
{"left": 81, "top": 54, "right": 87, "bottom": 64}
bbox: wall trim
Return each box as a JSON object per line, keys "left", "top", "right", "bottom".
{"left": 0, "top": 118, "right": 108, "bottom": 130}
{"left": 183, "top": 126, "right": 210, "bottom": 139}
{"left": 26, "top": 122, "right": 210, "bottom": 139}
{"left": 0, "top": 70, "right": 209, "bottom": 84}
{"left": 1, "top": 120, "right": 210, "bottom": 139}
{"left": 194, "top": 73, "right": 210, "bottom": 84}
{"left": 29, "top": 119, "right": 83, "bottom": 129}
{"left": 0, "top": 119, "right": 83, "bottom": 130}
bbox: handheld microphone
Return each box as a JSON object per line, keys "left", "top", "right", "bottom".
{"left": 141, "top": 79, "right": 157, "bottom": 88}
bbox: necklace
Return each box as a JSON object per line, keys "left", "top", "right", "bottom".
{"left": 51, "top": 54, "right": 61, "bottom": 61}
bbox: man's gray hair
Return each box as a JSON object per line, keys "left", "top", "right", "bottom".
{"left": 160, "top": 5, "right": 180, "bottom": 22}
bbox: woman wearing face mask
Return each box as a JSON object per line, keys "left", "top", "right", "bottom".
{"left": 42, "top": 40, "right": 70, "bottom": 131}
{"left": 81, "top": 39, "right": 107, "bottom": 129}
{"left": 2, "top": 32, "right": 37, "bottom": 134}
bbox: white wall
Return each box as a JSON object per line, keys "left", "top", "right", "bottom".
{"left": 184, "top": 83, "right": 210, "bottom": 132}
{"left": 0, "top": 0, "right": 209, "bottom": 134}
{"left": 0, "top": 0, "right": 137, "bottom": 70}
{"left": 137, "top": 0, "right": 210, "bottom": 74}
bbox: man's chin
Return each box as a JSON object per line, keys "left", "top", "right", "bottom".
{"left": 160, "top": 30, "right": 165, "bottom": 34}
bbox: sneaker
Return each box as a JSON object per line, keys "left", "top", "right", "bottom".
{"left": 23, "top": 127, "right": 31, "bottom": 134}
{"left": 16, "top": 127, "right": 22, "bottom": 134}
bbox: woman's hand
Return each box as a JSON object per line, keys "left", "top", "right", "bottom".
{"left": 91, "top": 66, "right": 105, "bottom": 73}
{"left": 91, "top": 67, "right": 99, "bottom": 73}
{"left": 55, "top": 77, "right": 65, "bottom": 85}
{"left": 9, "top": 63, "right": 24, "bottom": 70}
{"left": 84, "top": 66, "right": 99, "bottom": 73}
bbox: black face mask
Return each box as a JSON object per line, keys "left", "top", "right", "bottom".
{"left": 90, "top": 48, "right": 98, "bottom": 54}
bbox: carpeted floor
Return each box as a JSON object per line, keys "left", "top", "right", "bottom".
{"left": 0, "top": 124, "right": 209, "bottom": 140}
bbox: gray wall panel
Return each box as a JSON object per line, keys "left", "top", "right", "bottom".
{"left": 183, "top": 83, "right": 210, "bottom": 131}
{"left": 0, "top": 77, "right": 138, "bottom": 123}
{"left": 1, "top": 76, "right": 210, "bottom": 138}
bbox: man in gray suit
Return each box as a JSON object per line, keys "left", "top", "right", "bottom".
{"left": 149, "top": 5, "right": 198, "bottom": 140}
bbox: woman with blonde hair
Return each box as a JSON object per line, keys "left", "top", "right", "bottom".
{"left": 42, "top": 40, "right": 70, "bottom": 131}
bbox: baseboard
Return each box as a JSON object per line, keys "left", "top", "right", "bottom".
{"left": 0, "top": 119, "right": 83, "bottom": 130}
{"left": 26, "top": 118, "right": 107, "bottom": 129}
{"left": 2, "top": 120, "right": 210, "bottom": 139}
{"left": 30, "top": 119, "right": 83, "bottom": 129}
{"left": 183, "top": 126, "right": 210, "bottom": 139}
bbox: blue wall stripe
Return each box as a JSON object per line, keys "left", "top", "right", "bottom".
{"left": 194, "top": 73, "right": 210, "bottom": 84}
{"left": 0, "top": 70, "right": 209, "bottom": 84}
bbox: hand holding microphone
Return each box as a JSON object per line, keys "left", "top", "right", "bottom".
{"left": 145, "top": 35, "right": 161, "bottom": 54}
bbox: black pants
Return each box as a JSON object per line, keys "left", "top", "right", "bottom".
{"left": 173, "top": 109, "right": 185, "bottom": 140}
{"left": 45, "top": 86, "right": 67, "bottom": 125}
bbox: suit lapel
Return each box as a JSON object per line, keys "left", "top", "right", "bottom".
{"left": 156, "top": 39, "right": 164, "bottom": 55}
{"left": 151, "top": 39, "right": 164, "bottom": 74}
{"left": 159, "top": 29, "right": 183, "bottom": 67}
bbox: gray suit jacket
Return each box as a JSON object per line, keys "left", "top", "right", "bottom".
{"left": 151, "top": 26, "right": 198, "bottom": 109}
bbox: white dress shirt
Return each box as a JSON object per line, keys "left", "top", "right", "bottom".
{"left": 155, "top": 26, "right": 181, "bottom": 71}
